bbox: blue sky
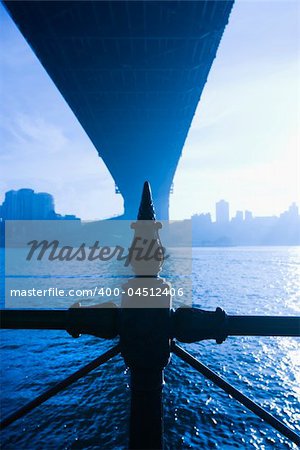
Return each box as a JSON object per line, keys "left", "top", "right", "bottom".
{"left": 0, "top": 1, "right": 299, "bottom": 220}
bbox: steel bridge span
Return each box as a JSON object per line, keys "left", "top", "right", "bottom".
{"left": 3, "top": 0, "right": 234, "bottom": 219}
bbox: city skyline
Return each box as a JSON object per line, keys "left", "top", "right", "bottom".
{"left": 0, "top": 187, "right": 298, "bottom": 224}
{"left": 194, "top": 200, "right": 299, "bottom": 224}
{"left": 192, "top": 201, "right": 300, "bottom": 246}
{"left": 0, "top": 188, "right": 80, "bottom": 221}
{"left": 0, "top": 2, "right": 299, "bottom": 220}
{"left": 1, "top": 187, "right": 299, "bottom": 247}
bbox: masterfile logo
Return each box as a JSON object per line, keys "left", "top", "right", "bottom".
{"left": 4, "top": 219, "right": 192, "bottom": 309}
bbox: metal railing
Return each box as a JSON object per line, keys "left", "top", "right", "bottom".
{"left": 1, "top": 182, "right": 300, "bottom": 449}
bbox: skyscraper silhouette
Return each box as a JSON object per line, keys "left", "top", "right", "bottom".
{"left": 216, "top": 200, "right": 229, "bottom": 224}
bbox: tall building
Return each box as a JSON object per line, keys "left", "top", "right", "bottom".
{"left": 216, "top": 200, "right": 229, "bottom": 224}
{"left": 0, "top": 188, "right": 80, "bottom": 221}
{"left": 280, "top": 202, "right": 299, "bottom": 223}
{"left": 0, "top": 189, "right": 54, "bottom": 220}
{"left": 232, "top": 210, "right": 243, "bottom": 224}
{"left": 2, "top": 190, "right": 19, "bottom": 219}
{"left": 32, "top": 192, "right": 55, "bottom": 219}
{"left": 17, "top": 188, "right": 34, "bottom": 219}
{"left": 245, "top": 210, "right": 253, "bottom": 222}
{"left": 287, "top": 202, "right": 299, "bottom": 219}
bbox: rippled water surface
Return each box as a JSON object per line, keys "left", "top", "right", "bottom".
{"left": 1, "top": 247, "right": 300, "bottom": 449}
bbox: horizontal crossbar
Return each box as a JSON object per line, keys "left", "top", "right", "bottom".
{"left": 1, "top": 308, "right": 299, "bottom": 341}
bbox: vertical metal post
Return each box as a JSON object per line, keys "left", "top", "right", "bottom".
{"left": 121, "top": 305, "right": 171, "bottom": 450}
{"left": 129, "top": 364, "right": 164, "bottom": 449}
{"left": 119, "top": 182, "right": 171, "bottom": 449}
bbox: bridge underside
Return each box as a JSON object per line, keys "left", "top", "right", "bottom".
{"left": 4, "top": 0, "right": 234, "bottom": 219}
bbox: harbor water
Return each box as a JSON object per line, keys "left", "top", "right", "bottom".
{"left": 1, "top": 247, "right": 299, "bottom": 449}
